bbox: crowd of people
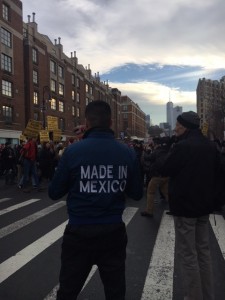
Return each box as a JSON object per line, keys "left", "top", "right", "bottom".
{"left": 0, "top": 137, "right": 78, "bottom": 192}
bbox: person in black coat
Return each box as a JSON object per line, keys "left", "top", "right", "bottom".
{"left": 1, "top": 142, "right": 16, "bottom": 184}
{"left": 161, "top": 111, "right": 219, "bottom": 300}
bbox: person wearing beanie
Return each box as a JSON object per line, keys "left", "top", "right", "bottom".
{"left": 161, "top": 111, "right": 220, "bottom": 300}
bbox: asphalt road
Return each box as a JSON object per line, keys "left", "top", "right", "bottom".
{"left": 0, "top": 179, "right": 225, "bottom": 300}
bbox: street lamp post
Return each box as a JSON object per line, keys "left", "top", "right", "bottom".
{"left": 42, "top": 86, "right": 51, "bottom": 129}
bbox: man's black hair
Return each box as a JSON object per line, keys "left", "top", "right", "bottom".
{"left": 85, "top": 100, "right": 111, "bottom": 128}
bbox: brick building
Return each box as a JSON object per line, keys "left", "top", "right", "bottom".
{"left": 0, "top": 0, "right": 25, "bottom": 144}
{"left": 197, "top": 77, "right": 225, "bottom": 139}
{"left": 0, "top": 0, "right": 146, "bottom": 144}
{"left": 121, "top": 95, "right": 146, "bottom": 139}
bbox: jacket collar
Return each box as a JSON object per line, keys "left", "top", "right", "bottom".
{"left": 83, "top": 127, "right": 114, "bottom": 139}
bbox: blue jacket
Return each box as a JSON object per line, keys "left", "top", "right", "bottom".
{"left": 48, "top": 128, "right": 143, "bottom": 224}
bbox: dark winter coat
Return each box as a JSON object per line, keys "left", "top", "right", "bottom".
{"left": 148, "top": 145, "right": 169, "bottom": 177}
{"left": 161, "top": 129, "right": 220, "bottom": 217}
{"left": 48, "top": 128, "right": 143, "bottom": 225}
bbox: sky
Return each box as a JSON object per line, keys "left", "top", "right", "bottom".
{"left": 22, "top": 0, "right": 225, "bottom": 125}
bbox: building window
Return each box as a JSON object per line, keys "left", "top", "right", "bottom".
{"left": 76, "top": 92, "right": 80, "bottom": 103}
{"left": 76, "top": 77, "right": 80, "bottom": 88}
{"left": 85, "top": 84, "right": 89, "bottom": 93}
{"left": 34, "top": 112, "right": 39, "bottom": 121}
{"left": 1, "top": 53, "right": 12, "bottom": 72}
{"left": 50, "top": 60, "right": 56, "bottom": 74}
{"left": 51, "top": 79, "right": 56, "bottom": 92}
{"left": 50, "top": 98, "right": 56, "bottom": 110}
{"left": 72, "top": 106, "right": 75, "bottom": 116}
{"left": 59, "top": 83, "right": 64, "bottom": 96}
{"left": 32, "top": 48, "right": 38, "bottom": 63}
{"left": 2, "top": 3, "right": 9, "bottom": 21}
{"left": 90, "top": 86, "right": 93, "bottom": 95}
{"left": 72, "top": 90, "right": 75, "bottom": 100}
{"left": 33, "top": 91, "right": 39, "bottom": 105}
{"left": 123, "top": 113, "right": 128, "bottom": 119}
{"left": 86, "top": 97, "right": 89, "bottom": 105}
{"left": 72, "top": 74, "right": 75, "bottom": 85}
{"left": 123, "top": 105, "right": 128, "bottom": 111}
{"left": 3, "top": 105, "right": 12, "bottom": 123}
{"left": 59, "top": 118, "right": 65, "bottom": 130}
{"left": 59, "top": 100, "right": 64, "bottom": 112}
{"left": 2, "top": 79, "right": 12, "bottom": 97}
{"left": 77, "top": 107, "right": 80, "bottom": 117}
{"left": 33, "top": 70, "right": 38, "bottom": 84}
{"left": 58, "top": 66, "right": 63, "bottom": 78}
{"left": 1, "top": 27, "right": 12, "bottom": 47}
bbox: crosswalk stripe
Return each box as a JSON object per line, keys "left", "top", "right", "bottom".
{"left": 0, "top": 201, "right": 65, "bottom": 239}
{"left": 43, "top": 206, "right": 139, "bottom": 300}
{"left": 210, "top": 214, "right": 225, "bottom": 259}
{"left": 0, "top": 199, "right": 41, "bottom": 216}
{"left": 0, "top": 220, "right": 68, "bottom": 284}
{"left": 0, "top": 198, "right": 11, "bottom": 204}
{"left": 141, "top": 211, "right": 175, "bottom": 300}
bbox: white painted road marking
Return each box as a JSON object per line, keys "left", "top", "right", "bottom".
{"left": 0, "top": 201, "right": 65, "bottom": 239}
{"left": 0, "top": 199, "right": 41, "bottom": 216}
{"left": 210, "top": 214, "right": 225, "bottom": 259}
{"left": 0, "top": 198, "right": 11, "bottom": 204}
{"left": 0, "top": 220, "right": 68, "bottom": 284}
{"left": 141, "top": 211, "right": 175, "bottom": 300}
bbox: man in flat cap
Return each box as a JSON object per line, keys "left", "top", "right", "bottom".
{"left": 161, "top": 111, "right": 219, "bottom": 300}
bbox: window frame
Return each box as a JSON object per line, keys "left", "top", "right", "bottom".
{"left": 59, "top": 100, "right": 64, "bottom": 112}
{"left": 1, "top": 27, "right": 12, "bottom": 47}
{"left": 2, "top": 105, "right": 12, "bottom": 123}
{"left": 50, "top": 60, "right": 56, "bottom": 74}
{"left": 59, "top": 83, "right": 64, "bottom": 96}
{"left": 33, "top": 70, "right": 38, "bottom": 85}
{"left": 2, "top": 3, "right": 9, "bottom": 21}
{"left": 1, "top": 53, "right": 12, "bottom": 72}
{"left": 32, "top": 48, "right": 38, "bottom": 64}
{"left": 2, "top": 79, "right": 12, "bottom": 97}
{"left": 33, "top": 91, "right": 39, "bottom": 105}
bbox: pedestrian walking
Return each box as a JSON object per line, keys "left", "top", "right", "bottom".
{"left": 161, "top": 111, "right": 219, "bottom": 300}
{"left": 48, "top": 100, "right": 143, "bottom": 300}
{"left": 20, "top": 137, "right": 39, "bottom": 192}
{"left": 1, "top": 142, "right": 16, "bottom": 185}
{"left": 141, "top": 139, "right": 169, "bottom": 217}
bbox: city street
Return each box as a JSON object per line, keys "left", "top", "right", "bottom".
{"left": 0, "top": 179, "right": 225, "bottom": 300}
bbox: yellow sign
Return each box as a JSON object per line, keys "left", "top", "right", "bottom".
{"left": 47, "top": 116, "right": 58, "bottom": 131}
{"left": 201, "top": 122, "right": 208, "bottom": 136}
{"left": 19, "top": 134, "right": 27, "bottom": 142}
{"left": 39, "top": 130, "right": 50, "bottom": 143}
{"left": 53, "top": 129, "right": 62, "bottom": 142}
{"left": 23, "top": 119, "right": 42, "bottom": 138}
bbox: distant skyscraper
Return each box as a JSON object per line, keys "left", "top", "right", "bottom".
{"left": 166, "top": 101, "right": 182, "bottom": 134}
{"left": 166, "top": 101, "right": 173, "bottom": 129}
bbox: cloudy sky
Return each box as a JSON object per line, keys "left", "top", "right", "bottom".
{"left": 22, "top": 0, "right": 225, "bottom": 124}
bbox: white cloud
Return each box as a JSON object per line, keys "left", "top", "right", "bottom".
{"left": 23, "top": 0, "right": 225, "bottom": 71}
{"left": 22, "top": 0, "right": 224, "bottom": 123}
{"left": 108, "top": 81, "right": 196, "bottom": 124}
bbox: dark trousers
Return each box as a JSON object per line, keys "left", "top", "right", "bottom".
{"left": 57, "top": 222, "right": 127, "bottom": 300}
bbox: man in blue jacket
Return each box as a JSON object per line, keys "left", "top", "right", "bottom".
{"left": 48, "top": 100, "right": 143, "bottom": 300}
